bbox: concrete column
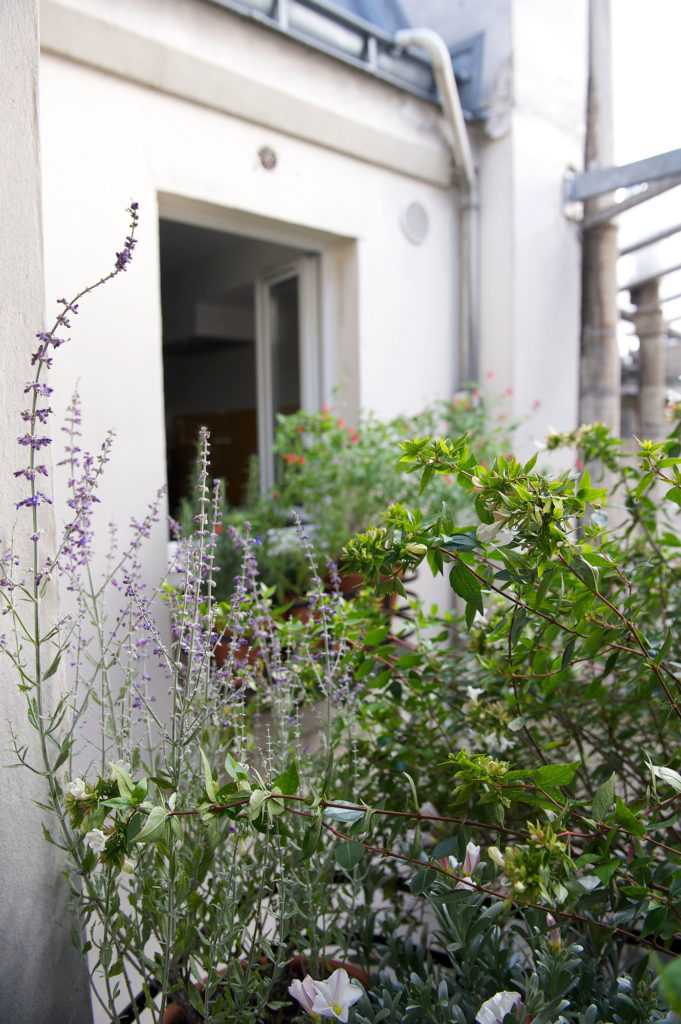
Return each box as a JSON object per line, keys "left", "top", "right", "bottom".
{"left": 631, "top": 278, "right": 667, "bottom": 440}
{"left": 0, "top": 3, "right": 92, "bottom": 1020}
{"left": 579, "top": 0, "right": 620, "bottom": 435}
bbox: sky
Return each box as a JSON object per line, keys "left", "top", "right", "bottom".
{"left": 613, "top": 0, "right": 681, "bottom": 166}
{"left": 612, "top": 0, "right": 681, "bottom": 322}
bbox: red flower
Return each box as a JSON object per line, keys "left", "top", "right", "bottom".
{"left": 348, "top": 429, "right": 359, "bottom": 444}
{"left": 213, "top": 523, "right": 224, "bottom": 535}
{"left": 337, "top": 417, "right": 346, "bottom": 428}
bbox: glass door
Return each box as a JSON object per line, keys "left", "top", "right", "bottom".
{"left": 255, "top": 256, "right": 320, "bottom": 490}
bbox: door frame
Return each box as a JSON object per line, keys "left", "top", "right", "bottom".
{"left": 255, "top": 255, "right": 321, "bottom": 491}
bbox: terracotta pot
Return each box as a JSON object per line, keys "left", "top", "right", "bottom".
{"left": 162, "top": 956, "right": 368, "bottom": 1023}
{"left": 213, "top": 632, "right": 260, "bottom": 668}
{"left": 282, "top": 595, "right": 314, "bottom": 623}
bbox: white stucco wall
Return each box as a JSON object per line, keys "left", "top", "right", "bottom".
{"left": 40, "top": 0, "right": 457, "bottom": 612}
{"left": 0, "top": 3, "right": 92, "bottom": 1019}
{"left": 402, "top": 0, "right": 586, "bottom": 461}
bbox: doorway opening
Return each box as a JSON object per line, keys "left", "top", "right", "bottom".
{"left": 159, "top": 219, "right": 321, "bottom": 516}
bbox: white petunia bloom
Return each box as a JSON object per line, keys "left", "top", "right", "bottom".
{"left": 476, "top": 990, "right": 522, "bottom": 1024}
{"left": 462, "top": 840, "right": 481, "bottom": 875}
{"left": 289, "top": 975, "right": 319, "bottom": 1017}
{"left": 84, "top": 828, "right": 107, "bottom": 854}
{"left": 311, "top": 968, "right": 363, "bottom": 1021}
{"left": 465, "top": 686, "right": 484, "bottom": 703}
{"left": 66, "top": 777, "right": 87, "bottom": 800}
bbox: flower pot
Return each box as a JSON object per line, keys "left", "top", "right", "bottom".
{"left": 213, "top": 632, "right": 260, "bottom": 668}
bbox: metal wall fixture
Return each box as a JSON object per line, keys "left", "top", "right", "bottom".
{"left": 400, "top": 201, "right": 429, "bottom": 245}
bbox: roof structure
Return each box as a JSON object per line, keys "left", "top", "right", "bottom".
{"left": 329, "top": 0, "right": 408, "bottom": 33}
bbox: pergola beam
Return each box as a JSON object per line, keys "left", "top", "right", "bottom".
{"left": 581, "top": 175, "right": 681, "bottom": 230}
{"left": 568, "top": 147, "right": 681, "bottom": 202}
{"left": 619, "top": 262, "right": 681, "bottom": 292}
{"left": 619, "top": 222, "right": 681, "bottom": 257}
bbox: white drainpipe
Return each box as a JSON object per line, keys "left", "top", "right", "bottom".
{"left": 395, "top": 28, "right": 479, "bottom": 385}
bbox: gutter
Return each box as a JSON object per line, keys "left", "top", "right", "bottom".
{"left": 395, "top": 28, "right": 479, "bottom": 385}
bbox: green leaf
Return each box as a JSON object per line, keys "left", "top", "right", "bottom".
{"left": 109, "top": 761, "right": 135, "bottom": 801}
{"left": 614, "top": 797, "right": 645, "bottom": 837}
{"left": 449, "top": 561, "right": 483, "bottom": 615}
{"left": 442, "top": 533, "right": 479, "bottom": 551}
{"left": 396, "top": 652, "right": 421, "bottom": 669}
{"left": 592, "top": 774, "right": 615, "bottom": 820}
{"left": 200, "top": 747, "right": 218, "bottom": 802}
{"left": 561, "top": 636, "right": 576, "bottom": 670}
{"left": 335, "top": 841, "right": 365, "bottom": 871}
{"left": 324, "top": 807, "right": 364, "bottom": 824}
{"left": 665, "top": 486, "right": 681, "bottom": 507}
{"left": 43, "top": 653, "right": 61, "bottom": 681}
{"left": 432, "top": 836, "right": 458, "bottom": 859}
{"left": 534, "top": 762, "right": 578, "bottom": 788}
{"left": 659, "top": 957, "right": 681, "bottom": 1012}
{"left": 134, "top": 805, "right": 169, "bottom": 844}
{"left": 272, "top": 760, "right": 299, "bottom": 797}
{"left": 364, "top": 626, "right": 389, "bottom": 647}
{"left": 299, "top": 819, "right": 323, "bottom": 860}
{"left": 410, "top": 867, "right": 437, "bottom": 895}
{"left": 509, "top": 608, "right": 527, "bottom": 649}
{"left": 52, "top": 738, "right": 72, "bottom": 772}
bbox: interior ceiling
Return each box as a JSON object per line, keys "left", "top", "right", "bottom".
{"left": 159, "top": 219, "right": 301, "bottom": 273}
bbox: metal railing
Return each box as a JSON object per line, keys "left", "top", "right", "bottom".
{"left": 203, "top": 0, "right": 484, "bottom": 117}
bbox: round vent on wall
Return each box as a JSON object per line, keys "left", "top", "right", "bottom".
{"left": 400, "top": 201, "right": 429, "bottom": 245}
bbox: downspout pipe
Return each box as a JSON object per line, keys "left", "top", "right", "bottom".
{"left": 395, "top": 28, "right": 479, "bottom": 386}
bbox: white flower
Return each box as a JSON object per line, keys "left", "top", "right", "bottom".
{"left": 488, "top": 845, "right": 505, "bottom": 869}
{"left": 289, "top": 975, "right": 318, "bottom": 1016}
{"left": 66, "top": 777, "right": 87, "bottom": 800}
{"left": 84, "top": 828, "right": 107, "bottom": 854}
{"left": 650, "top": 763, "right": 681, "bottom": 793}
{"left": 476, "top": 990, "right": 522, "bottom": 1024}
{"left": 108, "top": 759, "right": 131, "bottom": 778}
{"left": 311, "top": 968, "right": 363, "bottom": 1021}
{"left": 465, "top": 686, "right": 484, "bottom": 703}
{"left": 462, "top": 840, "right": 481, "bottom": 875}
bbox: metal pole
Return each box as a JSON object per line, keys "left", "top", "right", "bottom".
{"left": 631, "top": 278, "right": 667, "bottom": 439}
{"left": 579, "top": 0, "right": 620, "bottom": 434}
